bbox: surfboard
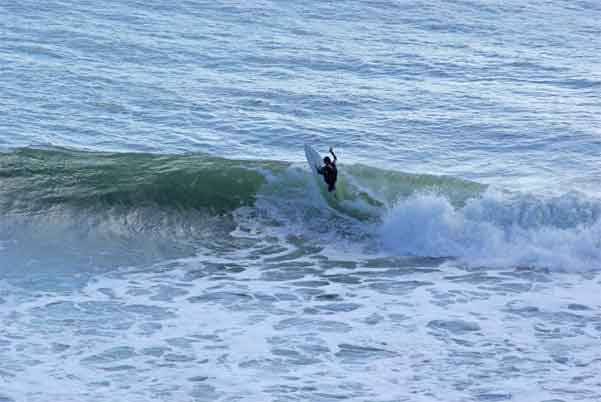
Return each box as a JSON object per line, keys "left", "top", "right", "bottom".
{"left": 304, "top": 144, "right": 322, "bottom": 177}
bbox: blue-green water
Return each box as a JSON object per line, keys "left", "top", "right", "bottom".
{"left": 1, "top": 1, "right": 600, "bottom": 401}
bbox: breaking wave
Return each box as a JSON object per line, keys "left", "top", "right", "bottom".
{"left": 380, "top": 191, "right": 601, "bottom": 271}
{"left": 1, "top": 147, "right": 600, "bottom": 271}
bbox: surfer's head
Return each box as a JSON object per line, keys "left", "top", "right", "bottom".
{"left": 323, "top": 156, "right": 331, "bottom": 165}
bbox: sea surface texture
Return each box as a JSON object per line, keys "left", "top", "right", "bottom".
{"left": 1, "top": 1, "right": 600, "bottom": 401}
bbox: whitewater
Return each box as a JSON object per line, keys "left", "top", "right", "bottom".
{"left": 1, "top": 1, "right": 600, "bottom": 401}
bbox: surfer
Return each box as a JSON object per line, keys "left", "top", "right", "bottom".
{"left": 317, "top": 147, "right": 338, "bottom": 192}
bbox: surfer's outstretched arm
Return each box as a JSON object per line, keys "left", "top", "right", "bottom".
{"left": 329, "top": 147, "right": 337, "bottom": 163}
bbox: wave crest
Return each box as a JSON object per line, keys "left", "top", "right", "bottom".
{"left": 0, "top": 147, "right": 283, "bottom": 214}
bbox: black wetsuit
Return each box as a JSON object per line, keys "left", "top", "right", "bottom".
{"left": 317, "top": 163, "right": 337, "bottom": 192}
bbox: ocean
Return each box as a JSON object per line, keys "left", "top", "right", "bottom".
{"left": 1, "top": 1, "right": 600, "bottom": 401}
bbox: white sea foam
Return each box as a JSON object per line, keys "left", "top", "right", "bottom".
{"left": 379, "top": 190, "right": 601, "bottom": 271}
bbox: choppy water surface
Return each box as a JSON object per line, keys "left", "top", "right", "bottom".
{"left": 1, "top": 0, "right": 600, "bottom": 401}
{"left": 2, "top": 236, "right": 600, "bottom": 401}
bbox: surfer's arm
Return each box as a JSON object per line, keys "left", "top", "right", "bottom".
{"left": 329, "top": 148, "right": 337, "bottom": 163}
{"left": 316, "top": 165, "right": 324, "bottom": 175}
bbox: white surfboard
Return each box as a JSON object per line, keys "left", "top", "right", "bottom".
{"left": 304, "top": 144, "right": 322, "bottom": 177}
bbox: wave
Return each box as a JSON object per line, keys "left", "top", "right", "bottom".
{"left": 0, "top": 147, "right": 482, "bottom": 216}
{"left": 2, "top": 147, "right": 601, "bottom": 272}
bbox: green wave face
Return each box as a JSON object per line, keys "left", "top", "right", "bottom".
{"left": 0, "top": 148, "right": 287, "bottom": 214}
{"left": 342, "top": 164, "right": 486, "bottom": 208}
{"left": 0, "top": 148, "right": 485, "bottom": 220}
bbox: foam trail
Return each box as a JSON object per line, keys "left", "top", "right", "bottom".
{"left": 379, "top": 190, "right": 601, "bottom": 271}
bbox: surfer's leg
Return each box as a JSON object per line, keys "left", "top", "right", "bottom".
{"left": 328, "top": 184, "right": 338, "bottom": 199}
